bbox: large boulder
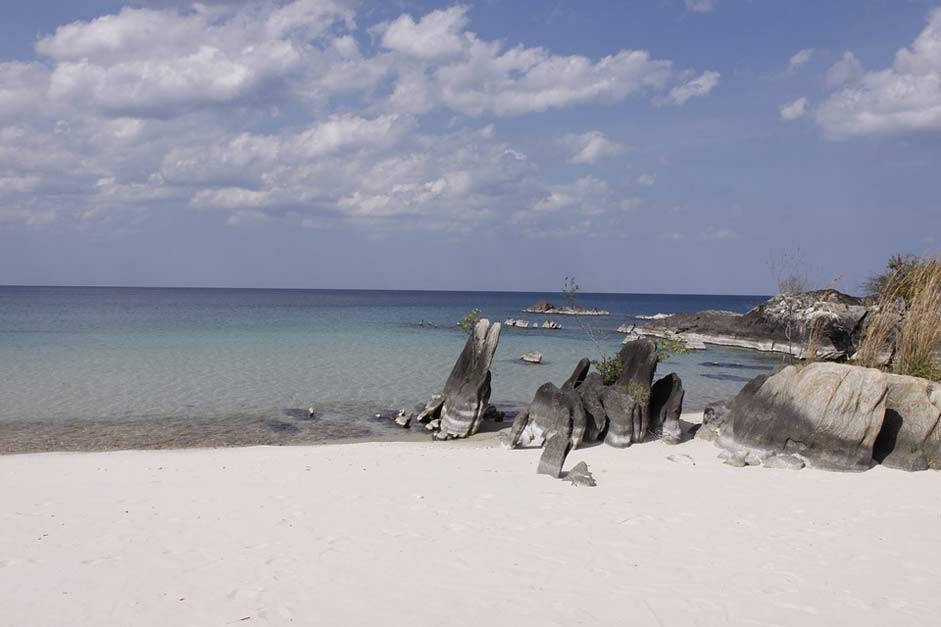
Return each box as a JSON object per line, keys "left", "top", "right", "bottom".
{"left": 877, "top": 374, "right": 941, "bottom": 471}
{"left": 417, "top": 319, "right": 502, "bottom": 439}
{"left": 716, "top": 363, "right": 889, "bottom": 471}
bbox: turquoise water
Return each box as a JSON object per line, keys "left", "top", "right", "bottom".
{"left": 0, "top": 287, "right": 781, "bottom": 451}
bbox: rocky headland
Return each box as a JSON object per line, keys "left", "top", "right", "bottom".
{"left": 523, "top": 300, "right": 609, "bottom": 316}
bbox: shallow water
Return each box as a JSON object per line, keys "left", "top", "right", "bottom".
{"left": 0, "top": 286, "right": 783, "bottom": 451}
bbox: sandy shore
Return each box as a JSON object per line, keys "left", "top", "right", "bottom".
{"left": 3, "top": 416, "right": 941, "bottom": 626}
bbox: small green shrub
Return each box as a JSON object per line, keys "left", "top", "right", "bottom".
{"left": 655, "top": 336, "right": 688, "bottom": 362}
{"left": 591, "top": 354, "right": 621, "bottom": 385}
{"left": 457, "top": 308, "right": 482, "bottom": 335}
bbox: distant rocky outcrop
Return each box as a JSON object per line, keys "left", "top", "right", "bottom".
{"left": 524, "top": 300, "right": 609, "bottom": 316}
{"left": 416, "top": 319, "right": 502, "bottom": 439}
{"left": 700, "top": 362, "right": 941, "bottom": 472}
{"left": 504, "top": 318, "right": 562, "bottom": 330}
{"left": 633, "top": 290, "right": 869, "bottom": 360}
{"left": 506, "top": 339, "right": 684, "bottom": 477}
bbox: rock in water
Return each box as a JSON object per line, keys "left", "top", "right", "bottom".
{"left": 650, "top": 373, "right": 684, "bottom": 444}
{"left": 718, "top": 363, "right": 888, "bottom": 472}
{"left": 417, "top": 319, "right": 501, "bottom": 440}
{"left": 564, "top": 461, "right": 596, "bottom": 487}
{"left": 521, "top": 351, "right": 543, "bottom": 364}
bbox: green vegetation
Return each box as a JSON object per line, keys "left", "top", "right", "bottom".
{"left": 457, "top": 308, "right": 482, "bottom": 335}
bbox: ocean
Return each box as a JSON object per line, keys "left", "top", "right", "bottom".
{"left": 0, "top": 286, "right": 782, "bottom": 452}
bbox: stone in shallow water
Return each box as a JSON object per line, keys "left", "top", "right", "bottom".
{"left": 563, "top": 461, "right": 596, "bottom": 487}
{"left": 667, "top": 454, "right": 696, "bottom": 466}
{"left": 521, "top": 351, "right": 543, "bottom": 364}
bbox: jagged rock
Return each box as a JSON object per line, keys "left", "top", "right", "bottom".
{"left": 603, "top": 339, "right": 658, "bottom": 447}
{"left": 667, "top": 454, "right": 696, "bottom": 466}
{"left": 764, "top": 454, "right": 806, "bottom": 470}
{"left": 521, "top": 351, "right": 543, "bottom": 364}
{"left": 634, "top": 290, "right": 870, "bottom": 360}
{"left": 717, "top": 363, "right": 888, "bottom": 471}
{"left": 417, "top": 319, "right": 501, "bottom": 439}
{"left": 563, "top": 461, "right": 596, "bottom": 487}
{"left": 724, "top": 452, "right": 747, "bottom": 467}
{"left": 542, "top": 320, "right": 562, "bottom": 330}
{"left": 394, "top": 409, "right": 412, "bottom": 428}
{"left": 877, "top": 374, "right": 941, "bottom": 471}
{"left": 616, "top": 323, "right": 636, "bottom": 334}
{"left": 697, "top": 401, "right": 730, "bottom": 442}
{"left": 650, "top": 373, "right": 684, "bottom": 444}
{"left": 482, "top": 404, "right": 505, "bottom": 422}
{"left": 507, "top": 359, "right": 591, "bottom": 477}
{"left": 575, "top": 372, "right": 608, "bottom": 442}
{"left": 424, "top": 418, "right": 441, "bottom": 431}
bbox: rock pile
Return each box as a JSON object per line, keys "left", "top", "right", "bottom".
{"left": 506, "top": 339, "right": 685, "bottom": 477}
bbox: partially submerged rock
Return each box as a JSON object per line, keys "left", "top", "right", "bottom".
{"left": 634, "top": 290, "right": 869, "bottom": 360}
{"left": 521, "top": 351, "right": 543, "bottom": 364}
{"left": 524, "top": 300, "right": 609, "bottom": 316}
{"left": 417, "top": 319, "right": 502, "bottom": 439}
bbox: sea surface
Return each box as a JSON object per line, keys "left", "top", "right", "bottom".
{"left": 0, "top": 287, "right": 783, "bottom": 452}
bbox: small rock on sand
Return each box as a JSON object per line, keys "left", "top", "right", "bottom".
{"left": 764, "top": 454, "right": 806, "bottom": 470}
{"left": 667, "top": 454, "right": 696, "bottom": 466}
{"left": 563, "top": 461, "right": 596, "bottom": 487}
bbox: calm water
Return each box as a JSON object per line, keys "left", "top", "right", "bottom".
{"left": 0, "top": 287, "right": 781, "bottom": 452}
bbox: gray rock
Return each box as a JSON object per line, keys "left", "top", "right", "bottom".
{"left": 650, "top": 373, "right": 684, "bottom": 444}
{"left": 763, "top": 454, "right": 806, "bottom": 470}
{"left": 634, "top": 289, "right": 869, "bottom": 360}
{"left": 575, "top": 372, "right": 608, "bottom": 442}
{"left": 720, "top": 363, "right": 888, "bottom": 471}
{"left": 724, "top": 451, "right": 747, "bottom": 467}
{"left": 521, "top": 351, "right": 543, "bottom": 364}
{"left": 604, "top": 339, "right": 657, "bottom": 447}
{"left": 417, "top": 319, "right": 501, "bottom": 439}
{"left": 394, "top": 409, "right": 412, "bottom": 428}
{"left": 563, "top": 461, "right": 596, "bottom": 487}
{"left": 877, "top": 374, "right": 941, "bottom": 471}
{"left": 667, "top": 454, "right": 696, "bottom": 466}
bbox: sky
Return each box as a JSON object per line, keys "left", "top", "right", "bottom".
{"left": 0, "top": 0, "right": 939, "bottom": 294}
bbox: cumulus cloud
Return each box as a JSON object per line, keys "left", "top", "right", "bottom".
{"left": 780, "top": 97, "right": 808, "bottom": 121}
{"left": 0, "top": 0, "right": 718, "bottom": 235}
{"left": 816, "top": 9, "right": 941, "bottom": 138}
{"left": 825, "top": 51, "right": 864, "bottom": 87}
{"left": 636, "top": 173, "right": 656, "bottom": 186}
{"left": 561, "top": 131, "right": 626, "bottom": 164}
{"left": 659, "top": 70, "right": 720, "bottom": 106}
{"left": 785, "top": 48, "right": 814, "bottom": 76}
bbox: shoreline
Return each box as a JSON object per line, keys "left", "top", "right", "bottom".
{"left": 3, "top": 415, "right": 939, "bottom": 626}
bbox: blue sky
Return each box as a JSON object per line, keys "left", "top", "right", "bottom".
{"left": 0, "top": 0, "right": 939, "bottom": 294}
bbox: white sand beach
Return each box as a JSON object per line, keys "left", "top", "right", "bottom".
{"left": 2, "top": 416, "right": 940, "bottom": 627}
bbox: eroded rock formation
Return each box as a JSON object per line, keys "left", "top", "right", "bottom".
{"left": 417, "top": 319, "right": 502, "bottom": 439}
{"left": 507, "top": 339, "right": 684, "bottom": 477}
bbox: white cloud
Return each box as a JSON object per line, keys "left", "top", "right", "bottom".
{"left": 780, "top": 97, "right": 808, "bottom": 121}
{"left": 661, "top": 225, "right": 736, "bottom": 241}
{"left": 786, "top": 48, "right": 815, "bottom": 76}
{"left": 660, "top": 70, "right": 720, "bottom": 106}
{"left": 684, "top": 0, "right": 716, "bottom": 13}
{"left": 817, "top": 9, "right": 941, "bottom": 138}
{"left": 562, "top": 131, "right": 626, "bottom": 164}
{"left": 0, "top": 1, "right": 718, "bottom": 237}
{"left": 825, "top": 51, "right": 864, "bottom": 87}
{"left": 636, "top": 173, "right": 656, "bottom": 186}
{"left": 378, "top": 5, "right": 470, "bottom": 61}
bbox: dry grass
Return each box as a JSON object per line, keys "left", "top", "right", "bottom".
{"left": 804, "top": 317, "right": 825, "bottom": 362}
{"left": 858, "top": 256, "right": 941, "bottom": 381}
